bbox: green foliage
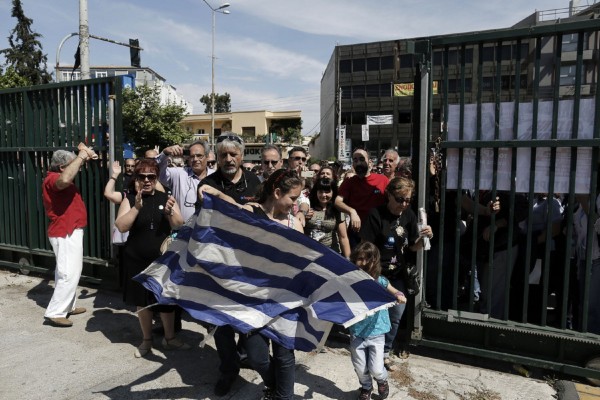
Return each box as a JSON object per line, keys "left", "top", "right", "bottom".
{"left": 282, "top": 126, "right": 303, "bottom": 144}
{"left": 0, "top": 0, "right": 52, "bottom": 86}
{"left": 0, "top": 66, "right": 30, "bottom": 89}
{"left": 122, "top": 85, "right": 192, "bottom": 155}
{"left": 199, "top": 92, "right": 231, "bottom": 113}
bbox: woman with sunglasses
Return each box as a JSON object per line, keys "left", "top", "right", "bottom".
{"left": 305, "top": 178, "right": 351, "bottom": 258}
{"left": 115, "top": 159, "right": 189, "bottom": 358}
{"left": 360, "top": 177, "right": 433, "bottom": 369}
{"left": 198, "top": 168, "right": 303, "bottom": 400}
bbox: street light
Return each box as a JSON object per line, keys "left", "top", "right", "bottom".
{"left": 202, "top": 0, "right": 230, "bottom": 148}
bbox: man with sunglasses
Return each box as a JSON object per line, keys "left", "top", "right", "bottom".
{"left": 42, "top": 143, "right": 97, "bottom": 327}
{"left": 287, "top": 146, "right": 311, "bottom": 226}
{"left": 206, "top": 151, "right": 217, "bottom": 175}
{"left": 156, "top": 140, "right": 214, "bottom": 222}
{"left": 335, "top": 148, "right": 389, "bottom": 247}
{"left": 259, "top": 144, "right": 283, "bottom": 182}
{"left": 198, "top": 132, "right": 261, "bottom": 396}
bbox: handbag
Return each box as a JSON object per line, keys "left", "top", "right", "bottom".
{"left": 112, "top": 226, "right": 129, "bottom": 245}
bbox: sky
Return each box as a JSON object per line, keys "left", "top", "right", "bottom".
{"left": 0, "top": 0, "right": 588, "bottom": 136}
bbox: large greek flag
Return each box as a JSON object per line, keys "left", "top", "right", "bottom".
{"left": 135, "top": 194, "right": 395, "bottom": 352}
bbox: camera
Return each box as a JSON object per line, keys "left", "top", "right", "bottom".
{"left": 301, "top": 170, "right": 315, "bottom": 178}
{"left": 182, "top": 149, "right": 190, "bottom": 156}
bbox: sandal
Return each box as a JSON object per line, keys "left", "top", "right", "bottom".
{"left": 134, "top": 338, "right": 153, "bottom": 358}
{"left": 162, "top": 336, "right": 191, "bottom": 350}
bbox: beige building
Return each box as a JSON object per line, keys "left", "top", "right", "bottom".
{"left": 181, "top": 110, "right": 302, "bottom": 162}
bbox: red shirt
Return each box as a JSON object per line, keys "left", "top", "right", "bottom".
{"left": 42, "top": 172, "right": 87, "bottom": 238}
{"left": 338, "top": 173, "right": 389, "bottom": 222}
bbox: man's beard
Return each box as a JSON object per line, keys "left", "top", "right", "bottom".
{"left": 222, "top": 165, "right": 238, "bottom": 176}
{"left": 354, "top": 161, "right": 368, "bottom": 177}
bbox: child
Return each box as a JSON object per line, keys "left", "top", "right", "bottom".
{"left": 349, "top": 242, "right": 407, "bottom": 400}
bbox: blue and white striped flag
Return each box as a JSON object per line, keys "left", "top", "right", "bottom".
{"left": 134, "top": 194, "right": 396, "bottom": 352}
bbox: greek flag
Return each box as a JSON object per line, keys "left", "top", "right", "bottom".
{"left": 134, "top": 194, "right": 395, "bottom": 352}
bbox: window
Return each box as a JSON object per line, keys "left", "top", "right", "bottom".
{"left": 339, "top": 59, "right": 352, "bottom": 73}
{"left": 242, "top": 127, "right": 256, "bottom": 136}
{"left": 341, "top": 112, "right": 351, "bottom": 125}
{"left": 366, "top": 84, "right": 380, "bottom": 97}
{"left": 380, "top": 56, "right": 393, "bottom": 70}
{"left": 398, "top": 111, "right": 411, "bottom": 124}
{"left": 562, "top": 33, "right": 587, "bottom": 52}
{"left": 341, "top": 86, "right": 352, "bottom": 99}
{"left": 366, "top": 57, "right": 379, "bottom": 71}
{"left": 95, "top": 71, "right": 108, "bottom": 78}
{"left": 196, "top": 129, "right": 205, "bottom": 135}
{"left": 352, "top": 112, "right": 366, "bottom": 125}
{"left": 447, "top": 78, "right": 472, "bottom": 93}
{"left": 560, "top": 65, "right": 585, "bottom": 86}
{"left": 380, "top": 83, "right": 392, "bottom": 97}
{"left": 399, "top": 54, "right": 413, "bottom": 68}
{"left": 61, "top": 71, "right": 81, "bottom": 81}
{"left": 353, "top": 58, "right": 365, "bottom": 72}
{"left": 352, "top": 85, "right": 365, "bottom": 99}
{"left": 114, "top": 70, "right": 128, "bottom": 76}
{"left": 433, "top": 51, "right": 443, "bottom": 66}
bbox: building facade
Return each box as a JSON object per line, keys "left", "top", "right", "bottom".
{"left": 319, "top": 4, "right": 600, "bottom": 162}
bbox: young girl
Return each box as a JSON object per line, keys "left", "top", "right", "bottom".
{"left": 305, "top": 178, "right": 351, "bottom": 258}
{"left": 348, "top": 242, "right": 406, "bottom": 400}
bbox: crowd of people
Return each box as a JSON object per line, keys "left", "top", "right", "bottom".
{"left": 40, "top": 132, "right": 600, "bottom": 400}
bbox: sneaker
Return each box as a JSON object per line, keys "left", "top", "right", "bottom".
{"left": 357, "top": 387, "right": 372, "bottom": 400}
{"left": 261, "top": 387, "right": 275, "bottom": 400}
{"left": 67, "top": 307, "right": 87, "bottom": 316}
{"left": 377, "top": 380, "right": 389, "bottom": 399}
{"left": 383, "top": 357, "right": 397, "bottom": 371}
{"left": 45, "top": 317, "right": 73, "bottom": 327}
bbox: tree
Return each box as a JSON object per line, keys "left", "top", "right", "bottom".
{"left": 0, "top": 66, "right": 29, "bottom": 89}
{"left": 122, "top": 85, "right": 192, "bottom": 155}
{"left": 199, "top": 92, "right": 231, "bottom": 114}
{"left": 0, "top": 0, "right": 52, "bottom": 86}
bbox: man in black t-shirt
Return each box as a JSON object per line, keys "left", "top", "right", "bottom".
{"left": 197, "top": 132, "right": 261, "bottom": 396}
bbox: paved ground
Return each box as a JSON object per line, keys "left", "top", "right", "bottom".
{"left": 0, "top": 269, "right": 562, "bottom": 400}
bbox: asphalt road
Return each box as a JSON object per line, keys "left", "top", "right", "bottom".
{"left": 0, "top": 269, "right": 559, "bottom": 400}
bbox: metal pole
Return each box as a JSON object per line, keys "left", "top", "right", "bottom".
{"left": 211, "top": 9, "right": 216, "bottom": 147}
{"left": 55, "top": 33, "right": 78, "bottom": 83}
{"left": 79, "top": 0, "right": 90, "bottom": 79}
{"left": 108, "top": 95, "right": 116, "bottom": 258}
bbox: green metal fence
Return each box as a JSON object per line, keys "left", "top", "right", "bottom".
{"left": 0, "top": 77, "right": 123, "bottom": 283}
{"left": 412, "top": 18, "right": 600, "bottom": 382}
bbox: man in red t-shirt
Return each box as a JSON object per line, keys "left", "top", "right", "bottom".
{"left": 42, "top": 143, "right": 96, "bottom": 327}
{"left": 335, "top": 148, "right": 389, "bottom": 247}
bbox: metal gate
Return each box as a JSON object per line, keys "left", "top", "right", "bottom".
{"left": 0, "top": 77, "right": 123, "bottom": 283}
{"left": 410, "top": 18, "right": 600, "bottom": 382}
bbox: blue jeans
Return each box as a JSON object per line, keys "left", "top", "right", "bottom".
{"left": 214, "top": 325, "right": 240, "bottom": 378}
{"left": 246, "top": 332, "right": 295, "bottom": 400}
{"left": 384, "top": 278, "right": 406, "bottom": 355}
{"left": 350, "top": 334, "right": 387, "bottom": 390}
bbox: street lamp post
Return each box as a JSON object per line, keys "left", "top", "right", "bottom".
{"left": 202, "top": 0, "right": 230, "bottom": 148}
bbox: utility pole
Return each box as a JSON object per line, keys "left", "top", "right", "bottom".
{"left": 79, "top": 0, "right": 90, "bottom": 79}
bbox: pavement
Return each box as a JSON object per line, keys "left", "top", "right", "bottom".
{"left": 0, "top": 268, "right": 573, "bottom": 400}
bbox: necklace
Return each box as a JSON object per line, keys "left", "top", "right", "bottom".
{"left": 149, "top": 193, "right": 156, "bottom": 230}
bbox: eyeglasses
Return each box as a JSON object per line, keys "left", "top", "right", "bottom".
{"left": 292, "top": 156, "right": 307, "bottom": 162}
{"left": 136, "top": 173, "right": 157, "bottom": 182}
{"left": 262, "top": 160, "right": 280, "bottom": 166}
{"left": 392, "top": 195, "right": 411, "bottom": 205}
{"left": 190, "top": 153, "right": 205, "bottom": 160}
{"left": 125, "top": 164, "right": 135, "bottom": 168}
{"left": 207, "top": 161, "right": 216, "bottom": 167}
{"left": 216, "top": 135, "right": 243, "bottom": 145}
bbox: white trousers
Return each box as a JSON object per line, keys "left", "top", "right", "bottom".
{"left": 45, "top": 229, "right": 84, "bottom": 318}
